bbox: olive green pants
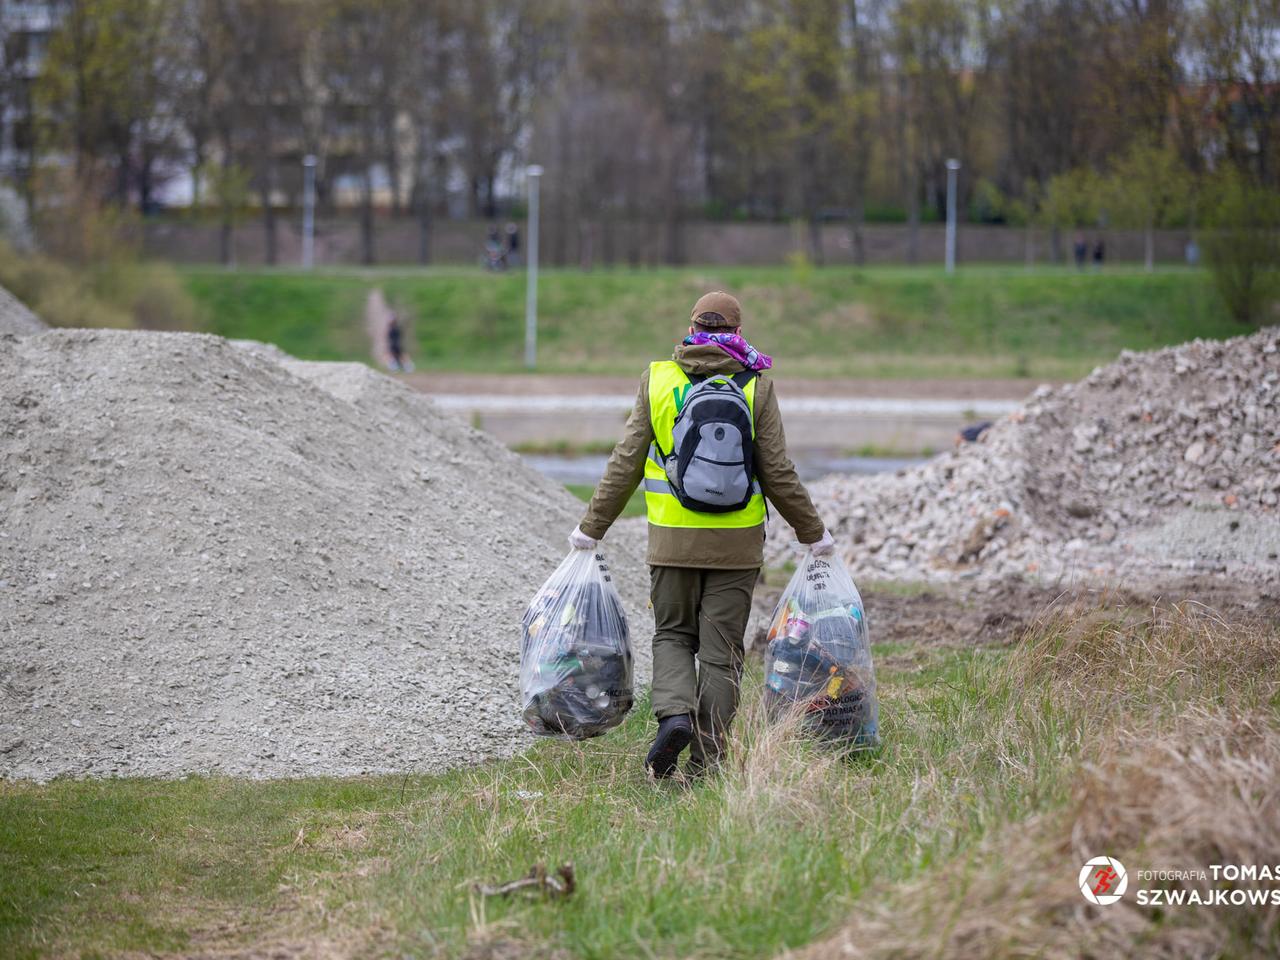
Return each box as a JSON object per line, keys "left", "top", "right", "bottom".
{"left": 649, "top": 565, "right": 758, "bottom": 769}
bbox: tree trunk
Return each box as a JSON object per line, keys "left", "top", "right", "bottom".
{"left": 626, "top": 208, "right": 641, "bottom": 267}
{"left": 1144, "top": 223, "right": 1154, "bottom": 272}
{"left": 361, "top": 166, "right": 376, "bottom": 265}
{"left": 1050, "top": 226, "right": 1062, "bottom": 264}
{"left": 260, "top": 183, "right": 277, "bottom": 265}
{"left": 578, "top": 219, "right": 594, "bottom": 270}
{"left": 418, "top": 210, "right": 431, "bottom": 265}
{"left": 416, "top": 181, "right": 432, "bottom": 265}
{"left": 906, "top": 173, "right": 921, "bottom": 265}
{"left": 190, "top": 133, "right": 206, "bottom": 209}
{"left": 851, "top": 196, "right": 866, "bottom": 266}
{"left": 1024, "top": 223, "right": 1034, "bottom": 266}
{"left": 139, "top": 145, "right": 154, "bottom": 215}
{"left": 219, "top": 211, "right": 233, "bottom": 266}
{"left": 385, "top": 115, "right": 403, "bottom": 216}
{"left": 896, "top": 72, "right": 916, "bottom": 264}
{"left": 116, "top": 141, "right": 132, "bottom": 206}
{"left": 413, "top": 119, "right": 433, "bottom": 264}
{"left": 552, "top": 200, "right": 568, "bottom": 266}
{"left": 848, "top": 0, "right": 871, "bottom": 268}
{"left": 484, "top": 172, "right": 497, "bottom": 220}
{"left": 665, "top": 207, "right": 684, "bottom": 266}
{"left": 602, "top": 211, "right": 615, "bottom": 266}
{"left": 808, "top": 215, "right": 824, "bottom": 266}
{"left": 217, "top": 136, "right": 233, "bottom": 266}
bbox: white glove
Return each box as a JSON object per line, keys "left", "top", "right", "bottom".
{"left": 568, "top": 526, "right": 597, "bottom": 550}
{"left": 807, "top": 529, "right": 835, "bottom": 557}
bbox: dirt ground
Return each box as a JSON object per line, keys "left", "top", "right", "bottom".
{"left": 748, "top": 574, "right": 1280, "bottom": 672}
{"left": 364, "top": 287, "right": 396, "bottom": 369}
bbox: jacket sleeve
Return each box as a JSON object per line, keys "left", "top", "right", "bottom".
{"left": 753, "top": 378, "right": 826, "bottom": 543}
{"left": 578, "top": 371, "right": 653, "bottom": 540}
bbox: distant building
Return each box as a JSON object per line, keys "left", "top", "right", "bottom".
{"left": 0, "top": 3, "right": 519, "bottom": 220}
{"left": 0, "top": 1, "right": 63, "bottom": 188}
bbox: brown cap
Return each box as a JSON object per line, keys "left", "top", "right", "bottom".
{"left": 690, "top": 291, "right": 742, "bottom": 329}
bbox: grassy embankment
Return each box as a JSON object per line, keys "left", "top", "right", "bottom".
{"left": 4, "top": 604, "right": 1277, "bottom": 959}
{"left": 182, "top": 265, "right": 1244, "bottom": 382}
{"left": 564, "top": 482, "right": 645, "bottom": 517}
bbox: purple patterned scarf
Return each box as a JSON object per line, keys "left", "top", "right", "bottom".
{"left": 682, "top": 332, "right": 773, "bottom": 372}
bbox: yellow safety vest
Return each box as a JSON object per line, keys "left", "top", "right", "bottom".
{"left": 644, "top": 360, "right": 767, "bottom": 528}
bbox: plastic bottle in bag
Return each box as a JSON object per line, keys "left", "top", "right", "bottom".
{"left": 763, "top": 550, "right": 879, "bottom": 747}
{"left": 519, "top": 549, "right": 634, "bottom": 739}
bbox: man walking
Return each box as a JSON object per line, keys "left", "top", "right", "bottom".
{"left": 569, "top": 291, "right": 833, "bottom": 779}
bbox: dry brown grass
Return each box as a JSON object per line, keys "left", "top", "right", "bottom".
{"left": 1005, "top": 600, "right": 1279, "bottom": 699}
{"left": 13, "top": 603, "right": 1274, "bottom": 960}
{"left": 794, "top": 606, "right": 1280, "bottom": 960}
{"left": 713, "top": 700, "right": 848, "bottom": 829}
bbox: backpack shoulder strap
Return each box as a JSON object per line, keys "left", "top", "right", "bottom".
{"left": 731, "top": 370, "right": 757, "bottom": 389}
{"left": 685, "top": 372, "right": 708, "bottom": 386}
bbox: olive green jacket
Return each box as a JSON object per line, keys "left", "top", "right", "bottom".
{"left": 579, "top": 344, "right": 825, "bottom": 569}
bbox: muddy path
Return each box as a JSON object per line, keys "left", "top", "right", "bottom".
{"left": 363, "top": 286, "right": 392, "bottom": 369}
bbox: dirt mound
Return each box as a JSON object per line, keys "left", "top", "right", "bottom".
{"left": 0, "top": 283, "right": 45, "bottom": 336}
{"left": 787, "top": 328, "right": 1280, "bottom": 586}
{"left": 0, "top": 330, "right": 649, "bottom": 781}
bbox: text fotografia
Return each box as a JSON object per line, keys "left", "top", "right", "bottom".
{"left": 1134, "top": 865, "right": 1280, "bottom": 907}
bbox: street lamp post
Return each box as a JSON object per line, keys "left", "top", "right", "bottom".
{"left": 302, "top": 154, "right": 317, "bottom": 270}
{"left": 945, "top": 158, "right": 961, "bottom": 275}
{"left": 524, "top": 164, "right": 543, "bottom": 370}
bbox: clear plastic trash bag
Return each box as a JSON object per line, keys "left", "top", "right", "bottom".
{"left": 763, "top": 550, "right": 879, "bottom": 747}
{"left": 520, "top": 549, "right": 634, "bottom": 739}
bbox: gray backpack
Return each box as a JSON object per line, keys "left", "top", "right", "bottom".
{"left": 662, "top": 371, "right": 757, "bottom": 513}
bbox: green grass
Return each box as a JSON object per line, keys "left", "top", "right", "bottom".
{"left": 183, "top": 270, "right": 369, "bottom": 361}
{"left": 179, "top": 264, "right": 1249, "bottom": 381}
{"left": 565, "top": 482, "right": 646, "bottom": 518}
{"left": 4, "top": 608, "right": 1275, "bottom": 958}
{"left": 840, "top": 442, "right": 937, "bottom": 458}
{"left": 1, "top": 650, "right": 1022, "bottom": 959}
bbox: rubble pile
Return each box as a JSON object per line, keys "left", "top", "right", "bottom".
{"left": 0, "top": 329, "right": 649, "bottom": 781}
{"left": 0, "top": 283, "right": 45, "bottom": 336}
{"left": 783, "top": 328, "right": 1280, "bottom": 585}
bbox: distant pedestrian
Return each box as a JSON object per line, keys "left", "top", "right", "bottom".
{"left": 1092, "top": 237, "right": 1106, "bottom": 270}
{"left": 387, "top": 311, "right": 406, "bottom": 372}
{"left": 1073, "top": 231, "right": 1087, "bottom": 270}
{"left": 505, "top": 221, "right": 521, "bottom": 268}
{"left": 483, "top": 224, "right": 506, "bottom": 271}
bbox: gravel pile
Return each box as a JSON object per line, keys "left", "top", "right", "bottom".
{"left": 781, "top": 328, "right": 1280, "bottom": 586}
{"left": 0, "top": 283, "right": 46, "bottom": 336}
{"left": 0, "top": 329, "right": 650, "bottom": 781}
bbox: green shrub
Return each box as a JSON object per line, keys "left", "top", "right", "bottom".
{"left": 91, "top": 260, "right": 203, "bottom": 331}
{"left": 0, "top": 241, "right": 200, "bottom": 330}
{"left": 1202, "top": 171, "right": 1280, "bottom": 327}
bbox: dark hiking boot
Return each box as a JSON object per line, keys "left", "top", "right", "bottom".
{"left": 645, "top": 714, "right": 693, "bottom": 779}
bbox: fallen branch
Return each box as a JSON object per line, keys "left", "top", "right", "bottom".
{"left": 474, "top": 862, "right": 576, "bottom": 900}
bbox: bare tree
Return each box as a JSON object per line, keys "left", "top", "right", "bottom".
{"left": 845, "top": 0, "right": 882, "bottom": 265}
{"left": 1190, "top": 0, "right": 1280, "bottom": 187}
{"left": 221, "top": 0, "right": 307, "bottom": 266}
{"left": 404, "top": 5, "right": 454, "bottom": 264}
{"left": 320, "top": 0, "right": 411, "bottom": 264}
